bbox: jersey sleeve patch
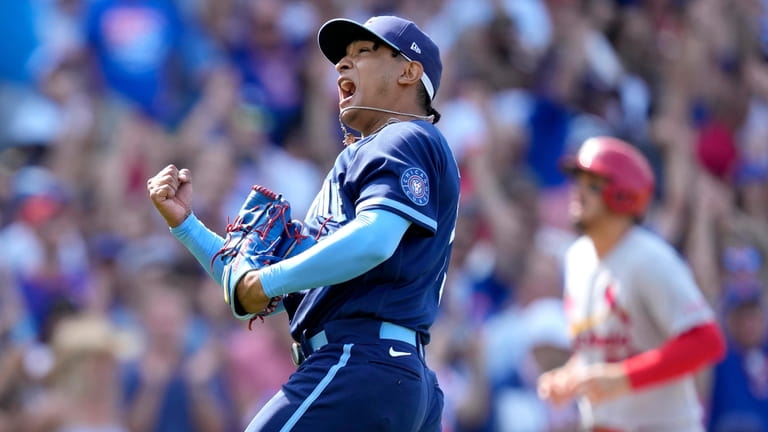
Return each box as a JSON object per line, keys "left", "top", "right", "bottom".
{"left": 400, "top": 167, "right": 430, "bottom": 206}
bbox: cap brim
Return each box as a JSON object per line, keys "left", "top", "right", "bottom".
{"left": 318, "top": 19, "right": 400, "bottom": 64}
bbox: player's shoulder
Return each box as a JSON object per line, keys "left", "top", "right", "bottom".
{"left": 566, "top": 228, "right": 683, "bottom": 265}
{"left": 565, "top": 235, "right": 592, "bottom": 256}
{"left": 622, "top": 227, "right": 703, "bottom": 293}
{"left": 619, "top": 226, "right": 687, "bottom": 267}
{"left": 377, "top": 120, "right": 445, "bottom": 145}
{"left": 366, "top": 120, "right": 451, "bottom": 160}
{"left": 626, "top": 227, "right": 677, "bottom": 254}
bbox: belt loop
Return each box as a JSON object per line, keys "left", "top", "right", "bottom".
{"left": 298, "top": 329, "right": 313, "bottom": 361}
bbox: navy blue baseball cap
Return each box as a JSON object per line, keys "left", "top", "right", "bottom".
{"left": 318, "top": 16, "right": 442, "bottom": 100}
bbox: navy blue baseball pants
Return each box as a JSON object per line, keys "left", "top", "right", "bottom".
{"left": 244, "top": 320, "right": 444, "bottom": 432}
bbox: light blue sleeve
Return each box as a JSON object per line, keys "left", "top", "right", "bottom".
{"left": 170, "top": 213, "right": 288, "bottom": 317}
{"left": 169, "top": 213, "right": 225, "bottom": 282}
{"left": 259, "top": 208, "right": 411, "bottom": 298}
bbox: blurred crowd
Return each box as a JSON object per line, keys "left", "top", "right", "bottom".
{"left": 0, "top": 0, "right": 767, "bottom": 431}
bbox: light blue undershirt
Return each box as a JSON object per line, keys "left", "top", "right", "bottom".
{"left": 170, "top": 214, "right": 225, "bottom": 281}
{"left": 170, "top": 208, "right": 411, "bottom": 298}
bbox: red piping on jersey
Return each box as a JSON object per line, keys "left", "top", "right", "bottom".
{"left": 622, "top": 321, "right": 725, "bottom": 390}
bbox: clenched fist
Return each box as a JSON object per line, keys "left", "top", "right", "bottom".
{"left": 537, "top": 365, "right": 579, "bottom": 406}
{"left": 147, "top": 164, "right": 193, "bottom": 227}
{"left": 571, "top": 362, "right": 631, "bottom": 405}
{"left": 537, "top": 362, "right": 631, "bottom": 406}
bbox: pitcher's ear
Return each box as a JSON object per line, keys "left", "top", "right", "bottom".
{"left": 398, "top": 60, "right": 424, "bottom": 86}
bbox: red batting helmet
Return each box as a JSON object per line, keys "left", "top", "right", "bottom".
{"left": 562, "top": 136, "right": 655, "bottom": 217}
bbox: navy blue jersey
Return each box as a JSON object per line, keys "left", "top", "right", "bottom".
{"left": 283, "top": 120, "right": 460, "bottom": 344}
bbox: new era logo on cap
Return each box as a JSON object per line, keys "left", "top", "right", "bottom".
{"left": 317, "top": 16, "right": 442, "bottom": 100}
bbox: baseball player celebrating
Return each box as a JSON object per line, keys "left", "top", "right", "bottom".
{"left": 147, "top": 15, "right": 458, "bottom": 432}
{"left": 536, "top": 137, "right": 726, "bottom": 432}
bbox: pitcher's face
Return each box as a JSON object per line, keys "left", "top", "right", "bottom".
{"left": 334, "top": 40, "right": 406, "bottom": 129}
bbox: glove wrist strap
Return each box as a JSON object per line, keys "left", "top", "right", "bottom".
{"left": 222, "top": 256, "right": 258, "bottom": 321}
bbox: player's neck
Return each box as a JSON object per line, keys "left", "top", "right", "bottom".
{"left": 340, "top": 104, "right": 431, "bottom": 144}
{"left": 587, "top": 218, "right": 634, "bottom": 258}
{"left": 360, "top": 105, "right": 427, "bottom": 133}
{"left": 362, "top": 115, "right": 402, "bottom": 137}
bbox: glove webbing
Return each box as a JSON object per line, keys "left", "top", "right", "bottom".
{"left": 246, "top": 220, "right": 314, "bottom": 329}
{"left": 211, "top": 201, "right": 290, "bottom": 267}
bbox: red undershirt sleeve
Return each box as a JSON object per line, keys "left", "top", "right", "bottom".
{"left": 622, "top": 321, "right": 726, "bottom": 390}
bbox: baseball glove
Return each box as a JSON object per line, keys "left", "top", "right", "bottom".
{"left": 213, "top": 185, "right": 315, "bottom": 323}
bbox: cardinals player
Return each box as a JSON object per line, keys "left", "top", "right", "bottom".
{"left": 537, "top": 137, "right": 725, "bottom": 432}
